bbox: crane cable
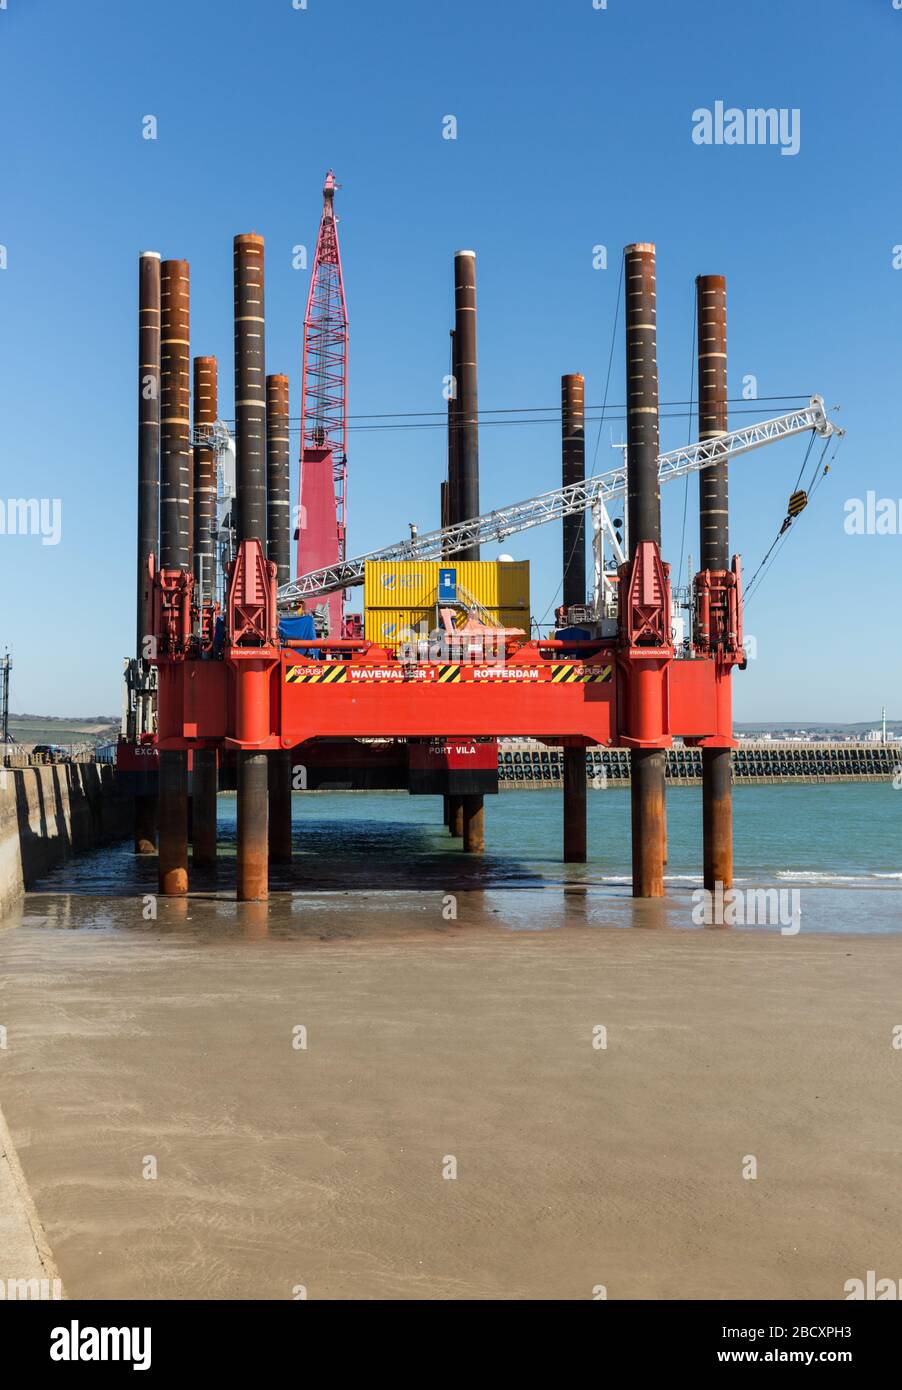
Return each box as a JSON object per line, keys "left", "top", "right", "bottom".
{"left": 743, "top": 437, "right": 826, "bottom": 604}
{"left": 743, "top": 432, "right": 842, "bottom": 608}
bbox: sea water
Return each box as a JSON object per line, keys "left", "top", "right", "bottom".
{"left": 20, "top": 783, "right": 902, "bottom": 935}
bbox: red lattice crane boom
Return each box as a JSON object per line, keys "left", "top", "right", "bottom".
{"left": 296, "top": 171, "right": 349, "bottom": 636}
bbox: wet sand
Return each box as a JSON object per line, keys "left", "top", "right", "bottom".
{"left": 1, "top": 889, "right": 901, "bottom": 1299}
{"left": 0, "top": 1103, "right": 62, "bottom": 1293}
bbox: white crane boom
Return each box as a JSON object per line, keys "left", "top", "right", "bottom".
{"left": 276, "top": 396, "right": 841, "bottom": 605}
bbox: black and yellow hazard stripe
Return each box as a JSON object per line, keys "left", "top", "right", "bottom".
{"left": 551, "top": 663, "right": 613, "bottom": 684}
{"left": 436, "top": 664, "right": 461, "bottom": 683}
{"left": 285, "top": 664, "right": 348, "bottom": 684}
{"left": 550, "top": 663, "right": 581, "bottom": 683}
{"left": 788, "top": 489, "right": 808, "bottom": 517}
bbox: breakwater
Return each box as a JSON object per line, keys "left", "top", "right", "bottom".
{"left": 499, "top": 741, "right": 900, "bottom": 788}
{"left": 0, "top": 763, "right": 131, "bottom": 917}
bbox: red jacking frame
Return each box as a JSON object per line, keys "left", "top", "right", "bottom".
{"left": 153, "top": 539, "right": 742, "bottom": 758}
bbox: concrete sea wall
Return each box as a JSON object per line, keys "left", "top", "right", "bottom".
{"left": 0, "top": 764, "right": 132, "bottom": 919}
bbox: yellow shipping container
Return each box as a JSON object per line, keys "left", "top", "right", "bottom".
{"left": 364, "top": 559, "right": 529, "bottom": 613}
{"left": 364, "top": 604, "right": 529, "bottom": 649}
{"left": 498, "top": 608, "right": 528, "bottom": 635}
{"left": 364, "top": 609, "right": 433, "bottom": 647}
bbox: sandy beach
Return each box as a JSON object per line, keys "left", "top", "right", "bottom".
{"left": 1, "top": 888, "right": 900, "bottom": 1300}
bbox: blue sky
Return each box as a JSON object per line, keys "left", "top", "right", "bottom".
{"left": 0, "top": 0, "right": 899, "bottom": 721}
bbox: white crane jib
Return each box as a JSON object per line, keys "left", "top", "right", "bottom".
{"left": 276, "top": 397, "right": 842, "bottom": 607}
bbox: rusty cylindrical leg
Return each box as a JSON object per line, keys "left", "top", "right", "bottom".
{"left": 192, "top": 749, "right": 218, "bottom": 869}
{"left": 624, "top": 243, "right": 667, "bottom": 899}
{"left": 561, "top": 374, "right": 586, "bottom": 607}
{"left": 703, "top": 747, "right": 732, "bottom": 892}
{"left": 160, "top": 260, "right": 192, "bottom": 571}
{"left": 631, "top": 749, "right": 666, "bottom": 898}
{"left": 563, "top": 748, "right": 587, "bottom": 863}
{"left": 233, "top": 234, "right": 269, "bottom": 901}
{"left": 446, "top": 329, "right": 459, "bottom": 547}
{"left": 625, "top": 245, "right": 662, "bottom": 551}
{"left": 449, "top": 258, "right": 484, "bottom": 848}
{"left": 234, "top": 234, "right": 267, "bottom": 540}
{"left": 134, "top": 795, "right": 157, "bottom": 856}
{"left": 697, "top": 275, "right": 729, "bottom": 575}
{"left": 190, "top": 355, "right": 218, "bottom": 872}
{"left": 265, "top": 374, "right": 292, "bottom": 864}
{"left": 448, "top": 795, "right": 464, "bottom": 837}
{"left": 135, "top": 253, "right": 160, "bottom": 854}
{"left": 561, "top": 375, "right": 587, "bottom": 865}
{"left": 454, "top": 252, "right": 480, "bottom": 559}
{"left": 156, "top": 258, "right": 191, "bottom": 895}
{"left": 237, "top": 751, "right": 269, "bottom": 901}
{"left": 266, "top": 373, "right": 291, "bottom": 582}
{"left": 464, "top": 797, "right": 484, "bottom": 851}
{"left": 268, "top": 751, "right": 293, "bottom": 863}
{"left": 461, "top": 795, "right": 485, "bottom": 854}
{"left": 697, "top": 274, "right": 733, "bottom": 892}
{"left": 137, "top": 252, "right": 161, "bottom": 658}
{"left": 158, "top": 750, "right": 189, "bottom": 895}
{"left": 193, "top": 356, "right": 218, "bottom": 604}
